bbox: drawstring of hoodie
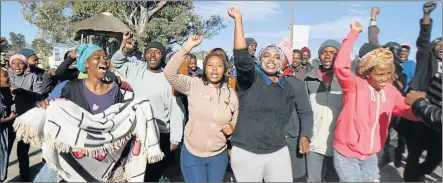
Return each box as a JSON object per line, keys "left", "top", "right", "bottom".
{"left": 368, "top": 85, "right": 386, "bottom": 103}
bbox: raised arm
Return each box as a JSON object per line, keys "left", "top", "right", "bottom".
{"left": 416, "top": 1, "right": 435, "bottom": 50}
{"left": 334, "top": 22, "right": 361, "bottom": 93}
{"left": 55, "top": 52, "right": 77, "bottom": 78}
{"left": 368, "top": 7, "right": 381, "bottom": 47}
{"left": 164, "top": 35, "right": 202, "bottom": 95}
{"left": 111, "top": 32, "right": 141, "bottom": 80}
{"left": 229, "top": 7, "right": 255, "bottom": 90}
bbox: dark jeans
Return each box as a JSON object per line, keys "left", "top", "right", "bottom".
{"left": 180, "top": 144, "right": 228, "bottom": 182}
{"left": 144, "top": 133, "right": 174, "bottom": 182}
{"left": 8, "top": 127, "right": 30, "bottom": 182}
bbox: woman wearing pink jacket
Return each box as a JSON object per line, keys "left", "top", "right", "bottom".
{"left": 332, "top": 22, "right": 417, "bottom": 182}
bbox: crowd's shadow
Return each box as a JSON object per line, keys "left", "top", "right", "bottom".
{"left": 8, "top": 161, "right": 43, "bottom": 182}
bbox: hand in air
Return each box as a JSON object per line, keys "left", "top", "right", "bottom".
{"left": 185, "top": 35, "right": 203, "bottom": 49}
{"left": 350, "top": 22, "right": 363, "bottom": 33}
{"left": 423, "top": 1, "right": 437, "bottom": 14}
{"left": 122, "top": 31, "right": 135, "bottom": 54}
{"left": 228, "top": 7, "right": 242, "bottom": 20}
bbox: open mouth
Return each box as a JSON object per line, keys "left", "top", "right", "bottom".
{"left": 266, "top": 63, "right": 276, "bottom": 69}
{"left": 211, "top": 73, "right": 218, "bottom": 79}
{"left": 149, "top": 58, "right": 157, "bottom": 65}
{"left": 98, "top": 65, "right": 108, "bottom": 73}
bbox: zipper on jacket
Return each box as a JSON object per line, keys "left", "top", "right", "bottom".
{"left": 368, "top": 92, "right": 380, "bottom": 153}
{"left": 204, "top": 88, "right": 220, "bottom": 157}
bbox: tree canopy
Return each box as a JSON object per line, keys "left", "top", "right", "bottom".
{"left": 9, "top": 32, "right": 27, "bottom": 53}
{"left": 21, "top": 1, "right": 225, "bottom": 51}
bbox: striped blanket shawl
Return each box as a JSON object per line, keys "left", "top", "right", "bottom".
{"left": 13, "top": 99, "right": 164, "bottom": 182}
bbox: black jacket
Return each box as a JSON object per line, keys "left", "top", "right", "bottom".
{"left": 60, "top": 80, "right": 124, "bottom": 111}
{"left": 409, "top": 19, "right": 439, "bottom": 92}
{"left": 412, "top": 98, "right": 442, "bottom": 131}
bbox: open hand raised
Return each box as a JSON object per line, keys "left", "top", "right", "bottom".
{"left": 350, "top": 22, "right": 363, "bottom": 33}
{"left": 228, "top": 7, "right": 242, "bottom": 20}
{"left": 185, "top": 35, "right": 203, "bottom": 49}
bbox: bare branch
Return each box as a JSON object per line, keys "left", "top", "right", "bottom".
{"left": 147, "top": 1, "right": 167, "bottom": 17}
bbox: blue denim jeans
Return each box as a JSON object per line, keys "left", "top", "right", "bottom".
{"left": 180, "top": 144, "right": 228, "bottom": 182}
{"left": 33, "top": 163, "right": 58, "bottom": 182}
{"left": 333, "top": 149, "right": 379, "bottom": 182}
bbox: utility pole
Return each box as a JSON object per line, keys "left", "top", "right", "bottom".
{"left": 289, "top": 1, "right": 295, "bottom": 48}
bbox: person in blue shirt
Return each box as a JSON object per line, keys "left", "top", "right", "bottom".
{"left": 399, "top": 43, "right": 416, "bottom": 91}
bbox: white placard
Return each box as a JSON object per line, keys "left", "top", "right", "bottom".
{"left": 292, "top": 25, "right": 310, "bottom": 50}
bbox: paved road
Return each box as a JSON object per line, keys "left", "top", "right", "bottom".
{"left": 5, "top": 139, "right": 442, "bottom": 182}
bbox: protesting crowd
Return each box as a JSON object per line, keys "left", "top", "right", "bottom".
{"left": 0, "top": 2, "right": 442, "bottom": 182}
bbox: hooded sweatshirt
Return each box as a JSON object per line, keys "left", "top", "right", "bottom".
{"left": 305, "top": 39, "right": 342, "bottom": 156}
{"left": 111, "top": 48, "right": 184, "bottom": 145}
{"left": 333, "top": 30, "right": 417, "bottom": 160}
{"left": 164, "top": 47, "right": 239, "bottom": 158}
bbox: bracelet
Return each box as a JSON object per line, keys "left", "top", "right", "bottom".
{"left": 370, "top": 19, "right": 376, "bottom": 21}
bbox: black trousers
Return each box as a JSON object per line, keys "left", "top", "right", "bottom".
{"left": 399, "top": 119, "right": 442, "bottom": 182}
{"left": 8, "top": 126, "right": 31, "bottom": 182}
{"left": 144, "top": 133, "right": 174, "bottom": 182}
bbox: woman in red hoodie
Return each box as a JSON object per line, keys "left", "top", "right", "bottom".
{"left": 332, "top": 22, "right": 417, "bottom": 182}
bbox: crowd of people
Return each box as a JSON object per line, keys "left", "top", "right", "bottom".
{"left": 0, "top": 2, "right": 442, "bottom": 182}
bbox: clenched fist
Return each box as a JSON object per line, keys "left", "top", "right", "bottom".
{"left": 371, "top": 7, "right": 380, "bottom": 18}
{"left": 350, "top": 22, "right": 363, "bottom": 33}
{"left": 423, "top": 1, "right": 437, "bottom": 14}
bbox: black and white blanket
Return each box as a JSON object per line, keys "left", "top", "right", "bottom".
{"left": 13, "top": 99, "right": 163, "bottom": 182}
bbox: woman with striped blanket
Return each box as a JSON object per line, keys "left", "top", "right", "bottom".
{"left": 31, "top": 44, "right": 133, "bottom": 182}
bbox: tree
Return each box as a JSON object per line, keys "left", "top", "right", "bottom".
{"left": 0, "top": 36, "right": 11, "bottom": 52}
{"left": 194, "top": 50, "right": 208, "bottom": 60}
{"left": 21, "top": 1, "right": 225, "bottom": 51}
{"left": 31, "top": 38, "right": 53, "bottom": 56}
{"left": 9, "top": 32, "right": 27, "bottom": 53}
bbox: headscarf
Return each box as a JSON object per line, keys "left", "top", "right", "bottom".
{"left": 201, "top": 51, "right": 230, "bottom": 85}
{"left": 358, "top": 48, "right": 395, "bottom": 79}
{"left": 258, "top": 45, "right": 284, "bottom": 71}
{"left": 76, "top": 44, "right": 103, "bottom": 73}
{"left": 9, "top": 54, "right": 27, "bottom": 65}
{"left": 19, "top": 48, "right": 36, "bottom": 59}
{"left": 277, "top": 38, "right": 293, "bottom": 65}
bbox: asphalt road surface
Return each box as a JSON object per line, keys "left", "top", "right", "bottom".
{"left": 5, "top": 139, "right": 442, "bottom": 182}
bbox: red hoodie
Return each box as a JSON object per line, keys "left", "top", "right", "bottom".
{"left": 333, "top": 30, "right": 417, "bottom": 160}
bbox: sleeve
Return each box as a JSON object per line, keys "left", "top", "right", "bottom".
{"left": 294, "top": 80, "right": 314, "bottom": 139}
{"left": 111, "top": 48, "right": 140, "bottom": 81}
{"left": 368, "top": 24, "right": 381, "bottom": 47}
{"left": 41, "top": 72, "right": 55, "bottom": 97}
{"left": 233, "top": 49, "right": 256, "bottom": 90}
{"left": 334, "top": 30, "right": 359, "bottom": 93}
{"left": 411, "top": 98, "right": 442, "bottom": 128}
{"left": 392, "top": 90, "right": 418, "bottom": 121}
{"left": 416, "top": 18, "right": 433, "bottom": 50}
{"left": 168, "top": 90, "right": 185, "bottom": 145}
{"left": 55, "top": 56, "right": 76, "bottom": 77}
{"left": 163, "top": 47, "right": 198, "bottom": 96}
{"left": 32, "top": 74, "right": 43, "bottom": 95}
{"left": 230, "top": 89, "right": 239, "bottom": 128}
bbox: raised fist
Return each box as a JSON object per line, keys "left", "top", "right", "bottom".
{"left": 371, "top": 7, "right": 380, "bottom": 17}
{"left": 228, "top": 7, "right": 242, "bottom": 20}
{"left": 122, "top": 31, "right": 135, "bottom": 54}
{"left": 185, "top": 35, "right": 203, "bottom": 49}
{"left": 350, "top": 22, "right": 363, "bottom": 33}
{"left": 423, "top": 1, "right": 437, "bottom": 14}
